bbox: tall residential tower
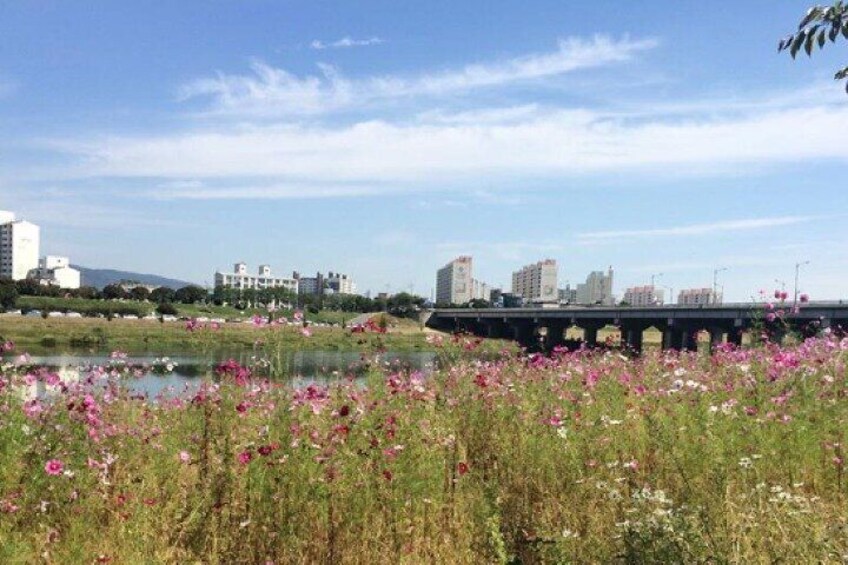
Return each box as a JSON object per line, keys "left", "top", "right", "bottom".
{"left": 0, "top": 211, "right": 40, "bottom": 281}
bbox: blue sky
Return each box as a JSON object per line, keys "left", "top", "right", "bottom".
{"left": 2, "top": 1, "right": 847, "bottom": 300}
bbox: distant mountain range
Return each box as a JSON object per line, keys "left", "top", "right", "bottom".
{"left": 72, "top": 266, "right": 195, "bottom": 290}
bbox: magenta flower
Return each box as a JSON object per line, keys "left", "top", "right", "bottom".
{"left": 799, "top": 293, "right": 809, "bottom": 303}
{"left": 237, "top": 450, "right": 253, "bottom": 465}
{"left": 44, "top": 459, "right": 64, "bottom": 476}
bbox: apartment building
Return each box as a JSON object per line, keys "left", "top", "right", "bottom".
{"left": 0, "top": 211, "right": 40, "bottom": 281}
{"left": 511, "top": 259, "right": 558, "bottom": 303}
{"left": 215, "top": 262, "right": 298, "bottom": 293}
{"left": 436, "top": 256, "right": 473, "bottom": 305}
{"left": 575, "top": 267, "right": 615, "bottom": 305}
{"left": 678, "top": 288, "right": 722, "bottom": 306}
{"left": 623, "top": 285, "right": 664, "bottom": 306}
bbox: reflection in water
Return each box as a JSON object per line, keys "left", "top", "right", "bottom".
{"left": 6, "top": 350, "right": 438, "bottom": 400}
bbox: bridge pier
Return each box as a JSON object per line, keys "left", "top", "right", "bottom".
{"left": 621, "top": 325, "right": 645, "bottom": 354}
{"left": 583, "top": 326, "right": 599, "bottom": 348}
{"left": 485, "top": 320, "right": 511, "bottom": 340}
{"left": 682, "top": 329, "right": 699, "bottom": 351}
{"left": 727, "top": 328, "right": 743, "bottom": 347}
{"left": 510, "top": 322, "right": 538, "bottom": 350}
{"left": 708, "top": 327, "right": 725, "bottom": 350}
{"left": 545, "top": 324, "right": 567, "bottom": 351}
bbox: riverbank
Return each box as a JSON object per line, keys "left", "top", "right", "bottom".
{"left": 0, "top": 316, "right": 476, "bottom": 354}
{"left": 1, "top": 337, "right": 846, "bottom": 562}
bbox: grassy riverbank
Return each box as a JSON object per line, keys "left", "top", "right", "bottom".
{"left": 13, "top": 296, "right": 360, "bottom": 326}
{"left": 0, "top": 316, "right": 445, "bottom": 354}
{"left": 1, "top": 337, "right": 847, "bottom": 562}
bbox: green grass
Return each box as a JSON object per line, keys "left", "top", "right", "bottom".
{"left": 0, "top": 337, "right": 846, "bottom": 562}
{"left": 14, "top": 295, "right": 365, "bottom": 325}
{"left": 0, "top": 315, "right": 493, "bottom": 355}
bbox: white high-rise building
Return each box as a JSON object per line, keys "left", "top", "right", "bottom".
{"left": 511, "top": 259, "right": 558, "bottom": 303}
{"left": 30, "top": 256, "right": 81, "bottom": 289}
{"left": 0, "top": 211, "right": 40, "bottom": 281}
{"left": 623, "top": 285, "right": 664, "bottom": 306}
{"left": 678, "top": 288, "right": 722, "bottom": 306}
{"left": 436, "top": 256, "right": 473, "bottom": 305}
{"left": 214, "top": 262, "right": 298, "bottom": 293}
{"left": 472, "top": 279, "right": 490, "bottom": 302}
{"left": 326, "top": 272, "right": 357, "bottom": 295}
{"left": 575, "top": 267, "right": 615, "bottom": 305}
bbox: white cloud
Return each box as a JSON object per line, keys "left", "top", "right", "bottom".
{"left": 578, "top": 216, "right": 816, "bottom": 241}
{"left": 47, "top": 102, "right": 848, "bottom": 195}
{"left": 178, "top": 35, "right": 657, "bottom": 116}
{"left": 310, "top": 36, "right": 385, "bottom": 50}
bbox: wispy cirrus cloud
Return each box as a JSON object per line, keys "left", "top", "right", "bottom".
{"left": 310, "top": 36, "right": 385, "bottom": 50}
{"left": 46, "top": 102, "right": 848, "bottom": 193}
{"left": 177, "top": 35, "right": 657, "bottom": 116}
{"left": 578, "top": 216, "right": 817, "bottom": 242}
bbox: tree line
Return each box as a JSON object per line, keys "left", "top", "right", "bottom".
{"left": 0, "top": 278, "right": 427, "bottom": 319}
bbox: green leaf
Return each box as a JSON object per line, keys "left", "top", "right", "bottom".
{"left": 799, "top": 7, "right": 820, "bottom": 29}
{"left": 804, "top": 30, "right": 815, "bottom": 55}
{"left": 818, "top": 29, "right": 827, "bottom": 48}
{"left": 790, "top": 32, "right": 805, "bottom": 58}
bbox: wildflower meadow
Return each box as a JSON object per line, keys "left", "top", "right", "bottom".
{"left": 1, "top": 327, "right": 848, "bottom": 563}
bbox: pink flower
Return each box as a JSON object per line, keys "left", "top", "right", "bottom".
{"left": 179, "top": 451, "right": 191, "bottom": 464}
{"left": 1, "top": 341, "right": 14, "bottom": 352}
{"left": 44, "top": 459, "right": 64, "bottom": 476}
{"left": 301, "top": 327, "right": 312, "bottom": 338}
{"left": 457, "top": 462, "right": 469, "bottom": 476}
{"left": 237, "top": 450, "right": 253, "bottom": 465}
{"left": 799, "top": 293, "right": 809, "bottom": 303}
{"left": 765, "top": 313, "right": 776, "bottom": 323}
{"left": 774, "top": 290, "right": 781, "bottom": 300}
{"left": 779, "top": 291, "right": 788, "bottom": 301}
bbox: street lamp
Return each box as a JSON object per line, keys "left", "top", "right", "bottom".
{"left": 794, "top": 260, "right": 810, "bottom": 305}
{"left": 661, "top": 284, "right": 674, "bottom": 306}
{"left": 713, "top": 267, "right": 728, "bottom": 296}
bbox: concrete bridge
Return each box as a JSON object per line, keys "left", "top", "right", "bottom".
{"left": 427, "top": 302, "right": 848, "bottom": 352}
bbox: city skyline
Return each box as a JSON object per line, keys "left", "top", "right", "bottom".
{"left": 2, "top": 1, "right": 847, "bottom": 300}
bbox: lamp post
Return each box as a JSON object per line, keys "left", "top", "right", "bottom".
{"left": 661, "top": 285, "right": 674, "bottom": 306}
{"left": 713, "top": 267, "right": 728, "bottom": 297}
{"left": 794, "top": 261, "right": 810, "bottom": 305}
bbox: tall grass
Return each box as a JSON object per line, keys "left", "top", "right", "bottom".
{"left": 1, "top": 335, "right": 847, "bottom": 563}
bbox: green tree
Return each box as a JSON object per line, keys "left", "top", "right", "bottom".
{"left": 0, "top": 278, "right": 18, "bottom": 310}
{"left": 129, "top": 286, "right": 151, "bottom": 302}
{"left": 74, "top": 286, "right": 100, "bottom": 300}
{"left": 102, "top": 283, "right": 127, "bottom": 300}
{"left": 174, "top": 285, "right": 207, "bottom": 305}
{"left": 780, "top": 3, "right": 848, "bottom": 91}
{"left": 151, "top": 286, "right": 176, "bottom": 304}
